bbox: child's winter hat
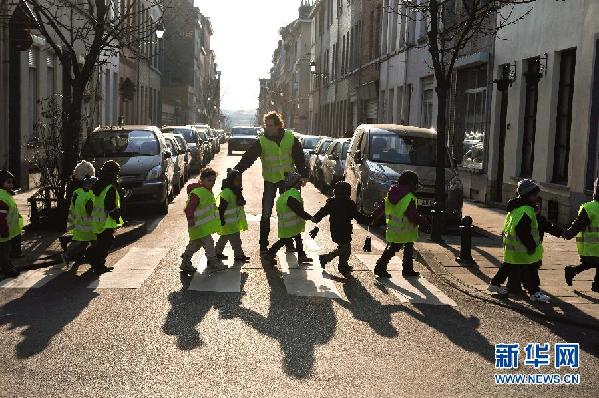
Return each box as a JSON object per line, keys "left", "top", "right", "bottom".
{"left": 284, "top": 172, "right": 302, "bottom": 188}
{"left": 517, "top": 179, "right": 540, "bottom": 198}
{"left": 0, "top": 169, "right": 15, "bottom": 187}
{"left": 73, "top": 160, "right": 96, "bottom": 181}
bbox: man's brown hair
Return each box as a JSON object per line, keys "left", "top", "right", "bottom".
{"left": 263, "top": 111, "right": 285, "bottom": 128}
{"left": 200, "top": 167, "right": 217, "bottom": 179}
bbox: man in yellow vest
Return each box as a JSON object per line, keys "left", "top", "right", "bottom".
{"left": 182, "top": 168, "right": 226, "bottom": 273}
{"left": 89, "top": 160, "right": 123, "bottom": 274}
{"left": 234, "top": 112, "right": 308, "bottom": 253}
{"left": 263, "top": 172, "right": 313, "bottom": 264}
{"left": 562, "top": 178, "right": 599, "bottom": 292}
{"left": 0, "top": 170, "right": 23, "bottom": 278}
{"left": 488, "top": 179, "right": 551, "bottom": 302}
{"left": 373, "top": 171, "right": 429, "bottom": 278}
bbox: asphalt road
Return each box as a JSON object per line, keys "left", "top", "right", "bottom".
{"left": 1, "top": 144, "right": 598, "bottom": 397}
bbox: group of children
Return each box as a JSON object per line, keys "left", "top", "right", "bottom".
{"left": 181, "top": 166, "right": 427, "bottom": 279}
{"left": 487, "top": 178, "right": 599, "bottom": 302}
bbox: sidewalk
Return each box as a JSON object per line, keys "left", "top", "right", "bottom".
{"left": 416, "top": 201, "right": 599, "bottom": 328}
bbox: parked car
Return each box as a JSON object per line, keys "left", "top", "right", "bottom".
{"left": 321, "top": 138, "right": 351, "bottom": 189}
{"left": 214, "top": 129, "right": 226, "bottom": 144}
{"left": 344, "top": 124, "right": 463, "bottom": 223}
{"left": 168, "top": 133, "right": 192, "bottom": 182}
{"left": 162, "top": 126, "right": 203, "bottom": 174}
{"left": 299, "top": 135, "right": 323, "bottom": 169}
{"left": 309, "top": 137, "right": 333, "bottom": 185}
{"left": 164, "top": 134, "right": 186, "bottom": 194}
{"left": 204, "top": 126, "right": 221, "bottom": 154}
{"left": 189, "top": 125, "right": 213, "bottom": 164}
{"left": 228, "top": 126, "right": 261, "bottom": 155}
{"left": 81, "top": 125, "right": 174, "bottom": 215}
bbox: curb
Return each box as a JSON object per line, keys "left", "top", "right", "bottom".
{"left": 415, "top": 245, "right": 599, "bottom": 331}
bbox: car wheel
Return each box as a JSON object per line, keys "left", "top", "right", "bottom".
{"left": 158, "top": 194, "right": 169, "bottom": 215}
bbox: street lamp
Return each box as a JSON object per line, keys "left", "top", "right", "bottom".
{"left": 155, "top": 22, "right": 165, "bottom": 39}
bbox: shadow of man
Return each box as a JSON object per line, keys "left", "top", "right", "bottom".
{"left": 336, "top": 275, "right": 404, "bottom": 338}
{"left": 0, "top": 270, "right": 98, "bottom": 359}
{"left": 227, "top": 265, "right": 337, "bottom": 379}
{"left": 162, "top": 272, "right": 248, "bottom": 351}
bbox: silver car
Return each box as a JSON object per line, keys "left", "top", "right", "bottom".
{"left": 309, "top": 137, "right": 333, "bottom": 186}
{"left": 344, "top": 124, "right": 463, "bottom": 223}
{"left": 321, "top": 138, "right": 351, "bottom": 189}
{"left": 299, "top": 135, "right": 323, "bottom": 169}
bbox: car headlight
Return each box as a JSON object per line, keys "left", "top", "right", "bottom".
{"left": 146, "top": 165, "right": 162, "bottom": 181}
{"left": 447, "top": 175, "right": 463, "bottom": 191}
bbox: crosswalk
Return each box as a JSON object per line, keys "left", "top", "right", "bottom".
{"left": 0, "top": 235, "right": 456, "bottom": 306}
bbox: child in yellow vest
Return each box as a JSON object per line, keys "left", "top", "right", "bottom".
{"left": 263, "top": 172, "right": 313, "bottom": 264}
{"left": 373, "top": 171, "right": 429, "bottom": 278}
{"left": 0, "top": 170, "right": 23, "bottom": 278}
{"left": 215, "top": 168, "right": 250, "bottom": 263}
{"left": 181, "top": 168, "right": 225, "bottom": 273}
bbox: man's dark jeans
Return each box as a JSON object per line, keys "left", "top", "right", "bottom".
{"left": 260, "top": 180, "right": 286, "bottom": 250}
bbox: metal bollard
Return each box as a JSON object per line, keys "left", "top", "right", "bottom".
{"left": 456, "top": 216, "right": 475, "bottom": 266}
{"left": 429, "top": 202, "right": 445, "bottom": 243}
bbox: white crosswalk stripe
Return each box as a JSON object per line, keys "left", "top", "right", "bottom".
{"left": 277, "top": 251, "right": 343, "bottom": 299}
{"left": 355, "top": 254, "right": 457, "bottom": 306}
{"left": 188, "top": 249, "right": 242, "bottom": 293}
{"left": 0, "top": 266, "right": 64, "bottom": 289}
{"left": 88, "top": 247, "right": 169, "bottom": 289}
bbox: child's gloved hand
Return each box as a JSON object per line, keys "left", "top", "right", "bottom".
{"left": 309, "top": 227, "right": 319, "bottom": 239}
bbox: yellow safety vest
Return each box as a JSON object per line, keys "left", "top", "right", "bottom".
{"left": 276, "top": 188, "right": 305, "bottom": 239}
{"left": 92, "top": 184, "right": 123, "bottom": 234}
{"left": 259, "top": 130, "right": 295, "bottom": 183}
{"left": 67, "top": 188, "right": 96, "bottom": 242}
{"left": 0, "top": 188, "right": 23, "bottom": 243}
{"left": 503, "top": 205, "right": 543, "bottom": 264}
{"left": 385, "top": 192, "right": 419, "bottom": 244}
{"left": 217, "top": 188, "right": 248, "bottom": 236}
{"left": 576, "top": 201, "right": 599, "bottom": 257}
{"left": 188, "top": 187, "right": 220, "bottom": 240}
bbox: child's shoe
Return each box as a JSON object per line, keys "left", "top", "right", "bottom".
{"left": 180, "top": 262, "right": 196, "bottom": 273}
{"left": 207, "top": 260, "right": 227, "bottom": 272}
{"left": 338, "top": 263, "right": 353, "bottom": 275}
{"left": 591, "top": 281, "right": 599, "bottom": 292}
{"left": 374, "top": 263, "right": 391, "bottom": 278}
{"left": 529, "top": 291, "right": 551, "bottom": 303}
{"left": 487, "top": 283, "right": 508, "bottom": 295}
{"left": 319, "top": 254, "right": 330, "bottom": 269}
{"left": 234, "top": 255, "right": 251, "bottom": 263}
{"left": 297, "top": 253, "right": 313, "bottom": 264}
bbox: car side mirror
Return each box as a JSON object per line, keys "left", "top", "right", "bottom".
{"left": 354, "top": 150, "right": 363, "bottom": 164}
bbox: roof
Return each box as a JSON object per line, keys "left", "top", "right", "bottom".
{"left": 358, "top": 124, "right": 437, "bottom": 138}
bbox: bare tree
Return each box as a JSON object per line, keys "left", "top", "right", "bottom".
{"left": 388, "top": 0, "right": 539, "bottom": 212}
{"left": 24, "top": 0, "right": 165, "bottom": 204}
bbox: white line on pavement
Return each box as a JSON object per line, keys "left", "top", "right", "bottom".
{"left": 356, "top": 254, "right": 457, "bottom": 306}
{"left": 0, "top": 266, "right": 64, "bottom": 289}
{"left": 277, "top": 251, "right": 343, "bottom": 299}
{"left": 188, "top": 248, "right": 242, "bottom": 293}
{"left": 88, "top": 247, "right": 169, "bottom": 289}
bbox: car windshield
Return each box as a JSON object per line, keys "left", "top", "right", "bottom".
{"left": 198, "top": 131, "right": 208, "bottom": 141}
{"left": 368, "top": 133, "right": 450, "bottom": 166}
{"left": 302, "top": 136, "right": 321, "bottom": 149}
{"left": 82, "top": 130, "right": 159, "bottom": 158}
{"left": 174, "top": 136, "right": 187, "bottom": 150}
{"left": 231, "top": 128, "right": 258, "bottom": 136}
{"left": 341, "top": 142, "right": 350, "bottom": 160}
{"left": 164, "top": 128, "right": 195, "bottom": 144}
{"left": 318, "top": 140, "right": 332, "bottom": 155}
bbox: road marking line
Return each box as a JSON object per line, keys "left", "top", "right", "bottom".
{"left": 88, "top": 247, "right": 169, "bottom": 289}
{"left": 356, "top": 254, "right": 456, "bottom": 306}
{"left": 0, "top": 266, "right": 64, "bottom": 289}
{"left": 277, "top": 251, "right": 343, "bottom": 299}
{"left": 188, "top": 249, "right": 241, "bottom": 293}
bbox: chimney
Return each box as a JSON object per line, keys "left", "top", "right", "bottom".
{"left": 298, "top": 0, "right": 312, "bottom": 19}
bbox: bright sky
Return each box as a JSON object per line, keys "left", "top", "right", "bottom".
{"left": 195, "top": 0, "right": 301, "bottom": 111}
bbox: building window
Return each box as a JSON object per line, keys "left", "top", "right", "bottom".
{"left": 521, "top": 57, "right": 541, "bottom": 178}
{"left": 28, "top": 48, "right": 38, "bottom": 141}
{"left": 552, "top": 49, "right": 576, "bottom": 184}
{"left": 421, "top": 78, "right": 434, "bottom": 128}
{"left": 46, "top": 55, "right": 55, "bottom": 98}
{"left": 389, "top": 88, "right": 395, "bottom": 123}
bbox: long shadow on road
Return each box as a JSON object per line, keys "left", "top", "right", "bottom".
{"left": 0, "top": 270, "right": 98, "bottom": 358}
{"left": 225, "top": 263, "right": 337, "bottom": 379}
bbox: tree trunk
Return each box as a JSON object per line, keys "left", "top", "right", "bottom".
{"left": 435, "top": 80, "right": 448, "bottom": 209}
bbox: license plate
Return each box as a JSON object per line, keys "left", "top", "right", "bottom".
{"left": 418, "top": 198, "right": 435, "bottom": 207}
